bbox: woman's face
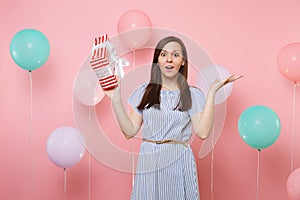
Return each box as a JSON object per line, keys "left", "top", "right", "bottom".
{"left": 158, "top": 41, "right": 185, "bottom": 80}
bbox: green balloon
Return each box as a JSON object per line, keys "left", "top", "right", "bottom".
{"left": 10, "top": 29, "right": 50, "bottom": 71}
{"left": 238, "top": 105, "right": 281, "bottom": 150}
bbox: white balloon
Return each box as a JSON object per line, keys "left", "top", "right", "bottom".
{"left": 46, "top": 126, "right": 86, "bottom": 169}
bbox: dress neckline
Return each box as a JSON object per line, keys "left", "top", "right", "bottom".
{"left": 161, "top": 88, "right": 179, "bottom": 92}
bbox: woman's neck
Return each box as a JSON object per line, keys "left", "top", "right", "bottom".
{"left": 161, "top": 79, "right": 179, "bottom": 90}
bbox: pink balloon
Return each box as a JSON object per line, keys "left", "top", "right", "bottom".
{"left": 117, "top": 10, "right": 152, "bottom": 49}
{"left": 46, "top": 127, "right": 86, "bottom": 169}
{"left": 74, "top": 69, "right": 104, "bottom": 106}
{"left": 277, "top": 42, "right": 300, "bottom": 83}
{"left": 287, "top": 168, "right": 300, "bottom": 200}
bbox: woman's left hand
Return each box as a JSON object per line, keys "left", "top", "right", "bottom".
{"left": 209, "top": 75, "right": 243, "bottom": 94}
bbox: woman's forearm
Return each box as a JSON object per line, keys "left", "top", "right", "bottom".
{"left": 111, "top": 97, "right": 140, "bottom": 139}
{"left": 194, "top": 91, "right": 216, "bottom": 139}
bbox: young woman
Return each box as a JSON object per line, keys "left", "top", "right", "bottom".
{"left": 104, "top": 36, "right": 241, "bottom": 199}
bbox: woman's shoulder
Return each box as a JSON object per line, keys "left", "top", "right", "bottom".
{"left": 189, "top": 85, "right": 205, "bottom": 95}
{"left": 188, "top": 86, "right": 206, "bottom": 114}
{"left": 130, "top": 83, "right": 148, "bottom": 98}
{"left": 188, "top": 86, "right": 206, "bottom": 102}
{"left": 132, "top": 82, "right": 148, "bottom": 93}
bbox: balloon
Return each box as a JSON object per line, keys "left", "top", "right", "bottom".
{"left": 238, "top": 105, "right": 281, "bottom": 150}
{"left": 10, "top": 29, "right": 50, "bottom": 71}
{"left": 287, "top": 168, "right": 300, "bottom": 200}
{"left": 196, "top": 65, "right": 233, "bottom": 105}
{"left": 74, "top": 69, "right": 104, "bottom": 106}
{"left": 277, "top": 42, "right": 300, "bottom": 83}
{"left": 46, "top": 127, "right": 86, "bottom": 169}
{"left": 117, "top": 10, "right": 152, "bottom": 49}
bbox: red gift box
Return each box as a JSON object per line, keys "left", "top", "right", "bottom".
{"left": 90, "top": 34, "right": 118, "bottom": 90}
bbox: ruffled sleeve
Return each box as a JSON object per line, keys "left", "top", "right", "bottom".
{"left": 188, "top": 86, "right": 206, "bottom": 116}
{"left": 128, "top": 83, "right": 147, "bottom": 115}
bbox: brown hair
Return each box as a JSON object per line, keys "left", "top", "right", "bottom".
{"left": 137, "top": 36, "right": 192, "bottom": 111}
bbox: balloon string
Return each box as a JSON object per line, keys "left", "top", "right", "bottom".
{"left": 88, "top": 107, "right": 91, "bottom": 200}
{"left": 29, "top": 70, "right": 33, "bottom": 144}
{"left": 256, "top": 149, "right": 261, "bottom": 200}
{"left": 210, "top": 126, "right": 215, "bottom": 200}
{"left": 132, "top": 143, "right": 135, "bottom": 187}
{"left": 132, "top": 49, "right": 136, "bottom": 70}
{"left": 28, "top": 70, "right": 35, "bottom": 198}
{"left": 64, "top": 168, "right": 67, "bottom": 200}
{"left": 131, "top": 49, "right": 136, "bottom": 188}
{"left": 88, "top": 154, "right": 91, "bottom": 200}
{"left": 291, "top": 83, "right": 297, "bottom": 172}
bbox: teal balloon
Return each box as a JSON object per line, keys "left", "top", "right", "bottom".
{"left": 238, "top": 105, "right": 281, "bottom": 150}
{"left": 10, "top": 29, "right": 50, "bottom": 71}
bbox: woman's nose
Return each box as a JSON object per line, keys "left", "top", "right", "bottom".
{"left": 167, "top": 53, "right": 172, "bottom": 62}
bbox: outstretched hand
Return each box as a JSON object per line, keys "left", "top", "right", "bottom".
{"left": 223, "top": 75, "right": 243, "bottom": 85}
{"left": 209, "top": 75, "right": 243, "bottom": 93}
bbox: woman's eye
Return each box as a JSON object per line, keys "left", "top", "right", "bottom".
{"left": 174, "top": 52, "right": 180, "bottom": 57}
{"left": 160, "top": 52, "right": 166, "bottom": 57}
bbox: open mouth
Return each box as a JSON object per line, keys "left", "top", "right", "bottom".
{"left": 165, "top": 65, "right": 174, "bottom": 69}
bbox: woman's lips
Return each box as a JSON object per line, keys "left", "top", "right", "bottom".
{"left": 165, "top": 65, "right": 174, "bottom": 69}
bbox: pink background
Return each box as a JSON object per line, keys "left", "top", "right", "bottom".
{"left": 1, "top": 0, "right": 300, "bottom": 199}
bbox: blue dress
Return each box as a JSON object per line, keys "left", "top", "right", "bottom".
{"left": 128, "top": 83, "right": 206, "bottom": 200}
